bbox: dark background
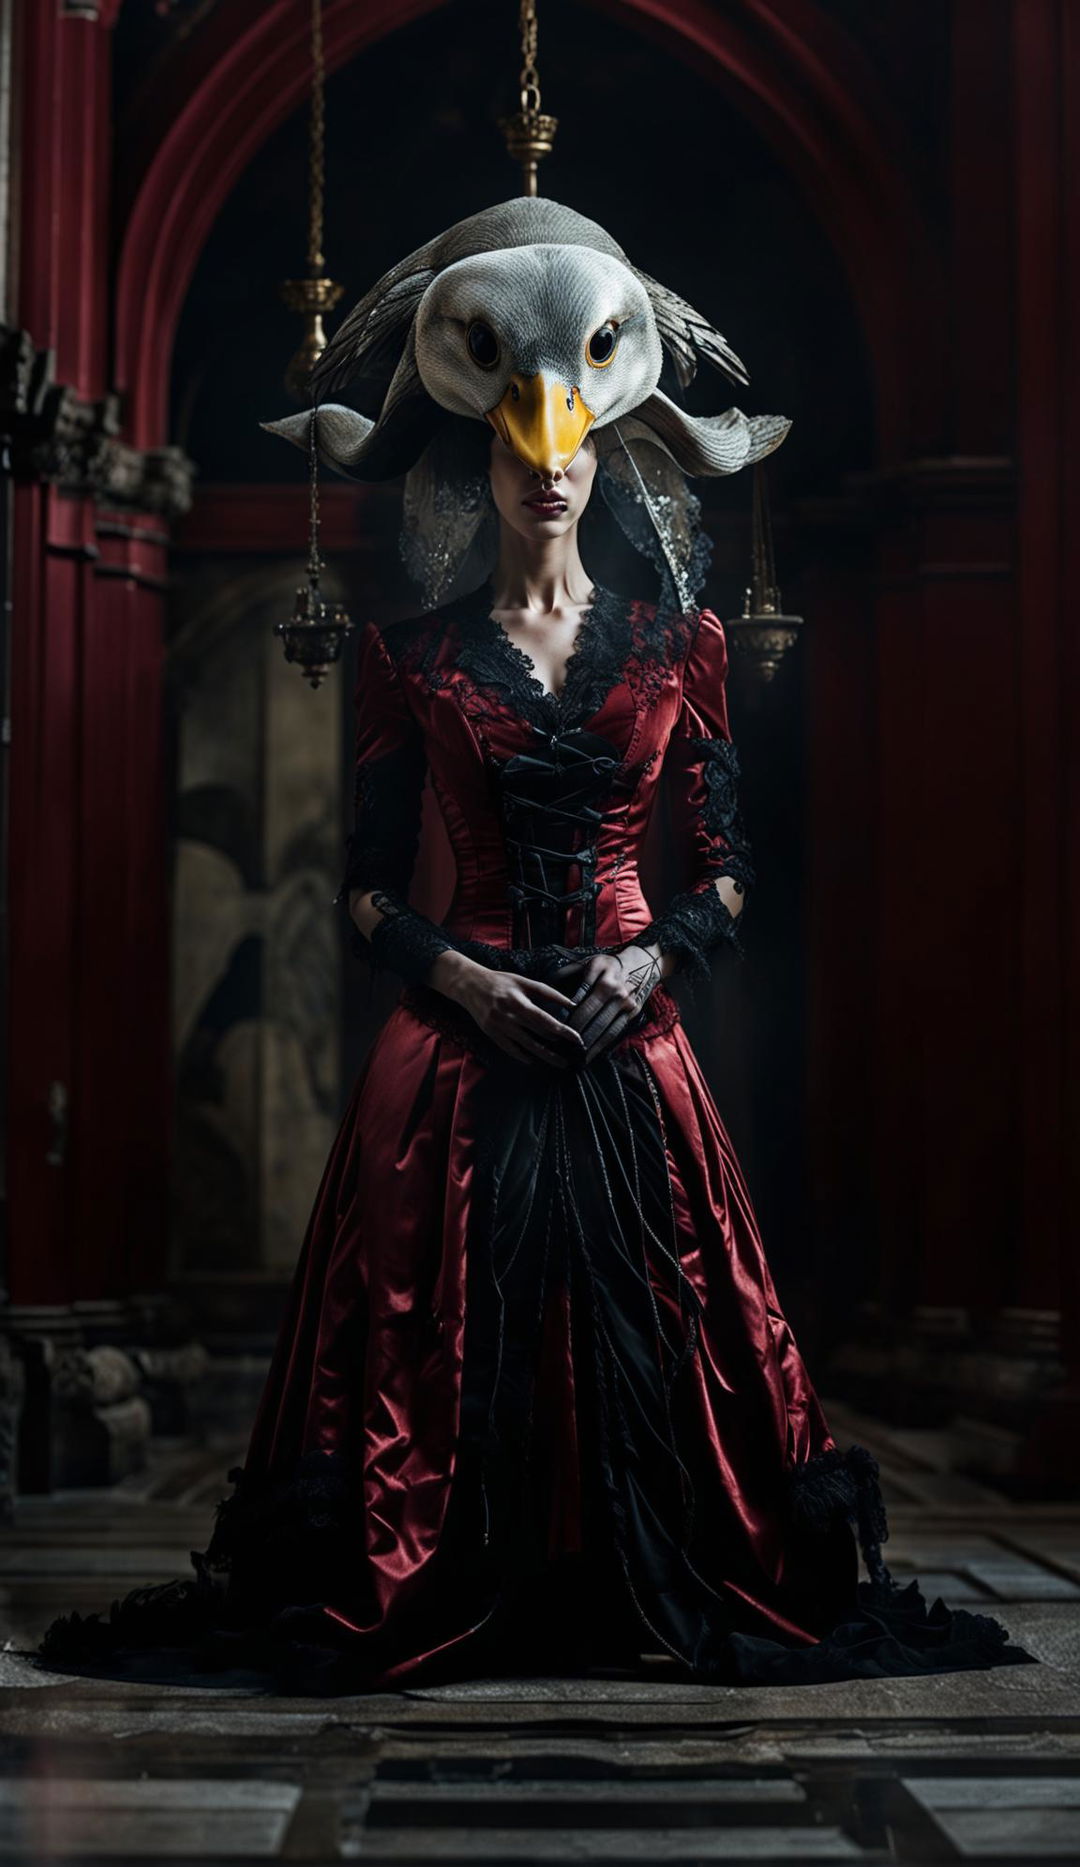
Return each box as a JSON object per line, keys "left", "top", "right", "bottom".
{"left": 6, "top": 0, "right": 1077, "bottom": 1496}
{"left": 157, "top": 0, "right": 878, "bottom": 1320}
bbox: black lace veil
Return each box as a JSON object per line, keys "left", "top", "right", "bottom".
{"left": 399, "top": 414, "right": 712, "bottom": 616}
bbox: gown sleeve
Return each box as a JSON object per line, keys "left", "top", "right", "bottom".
{"left": 340, "top": 620, "right": 427, "bottom": 904}
{"left": 636, "top": 607, "right": 756, "bottom": 979}
{"left": 338, "top": 621, "right": 459, "bottom": 987}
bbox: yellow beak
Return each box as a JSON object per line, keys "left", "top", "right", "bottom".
{"left": 487, "top": 372, "right": 595, "bottom": 477}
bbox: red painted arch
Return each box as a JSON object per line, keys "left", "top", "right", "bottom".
{"left": 115, "top": 0, "right": 937, "bottom": 458}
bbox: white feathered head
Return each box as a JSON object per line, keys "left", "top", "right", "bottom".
{"left": 266, "top": 197, "right": 790, "bottom": 608}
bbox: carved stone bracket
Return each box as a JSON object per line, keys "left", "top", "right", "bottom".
{"left": 50, "top": 1345, "right": 152, "bottom": 1487}
{"left": 7, "top": 1302, "right": 210, "bottom": 1495}
{"left": 0, "top": 323, "right": 194, "bottom": 520}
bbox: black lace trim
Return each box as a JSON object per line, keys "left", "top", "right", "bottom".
{"left": 638, "top": 882, "right": 746, "bottom": 980}
{"left": 693, "top": 735, "right": 757, "bottom": 895}
{"left": 636, "top": 731, "right": 755, "bottom": 979}
{"left": 38, "top": 1452, "right": 372, "bottom": 1677}
{"left": 384, "top": 580, "right": 695, "bottom": 733}
{"left": 790, "top": 1444, "right": 891, "bottom": 1590}
{"left": 365, "top": 891, "right": 456, "bottom": 988}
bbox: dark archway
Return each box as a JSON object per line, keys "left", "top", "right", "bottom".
{"left": 115, "top": 0, "right": 937, "bottom": 460}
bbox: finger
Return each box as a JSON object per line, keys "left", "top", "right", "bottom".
{"left": 515, "top": 1002, "right": 586, "bottom": 1051}
{"left": 551, "top": 955, "right": 590, "bottom": 981}
{"left": 577, "top": 994, "right": 629, "bottom": 1046}
{"left": 518, "top": 978, "right": 581, "bottom": 1015}
{"left": 513, "top": 1030, "right": 574, "bottom": 1068}
{"left": 585, "top": 1011, "right": 634, "bottom": 1065}
{"left": 542, "top": 954, "right": 605, "bottom": 1010}
{"left": 565, "top": 963, "right": 619, "bottom": 1028}
{"left": 551, "top": 964, "right": 591, "bottom": 1001}
{"left": 568, "top": 975, "right": 626, "bottom": 1035}
{"left": 491, "top": 1031, "right": 539, "bottom": 1067}
{"left": 569, "top": 958, "right": 607, "bottom": 1007}
{"left": 566, "top": 990, "right": 604, "bottom": 1033}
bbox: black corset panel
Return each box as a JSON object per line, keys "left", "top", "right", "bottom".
{"left": 493, "top": 724, "right": 627, "bottom": 949}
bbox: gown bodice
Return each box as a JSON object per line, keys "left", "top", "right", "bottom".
{"left": 342, "top": 581, "right": 755, "bottom": 961}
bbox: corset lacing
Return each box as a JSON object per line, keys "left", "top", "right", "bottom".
{"left": 495, "top": 725, "right": 626, "bottom": 950}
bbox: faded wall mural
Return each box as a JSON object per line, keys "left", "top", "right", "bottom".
{"left": 168, "top": 561, "right": 343, "bottom": 1280}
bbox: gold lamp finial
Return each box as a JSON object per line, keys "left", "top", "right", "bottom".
{"left": 500, "top": 0, "right": 557, "bottom": 195}
{"left": 280, "top": 0, "right": 344, "bottom": 400}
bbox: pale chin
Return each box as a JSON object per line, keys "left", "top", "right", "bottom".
{"left": 523, "top": 509, "right": 573, "bottom": 530}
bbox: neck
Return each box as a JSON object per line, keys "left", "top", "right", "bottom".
{"left": 491, "top": 521, "right": 593, "bottom": 614}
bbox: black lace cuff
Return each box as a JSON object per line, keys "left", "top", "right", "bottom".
{"left": 692, "top": 735, "right": 757, "bottom": 895}
{"left": 347, "top": 891, "right": 597, "bottom": 990}
{"left": 637, "top": 881, "right": 746, "bottom": 981}
{"left": 359, "top": 892, "right": 453, "bottom": 988}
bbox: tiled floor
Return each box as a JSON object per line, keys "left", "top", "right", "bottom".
{"left": 1, "top": 1405, "right": 1078, "bottom": 1862}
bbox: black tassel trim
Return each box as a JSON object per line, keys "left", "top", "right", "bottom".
{"left": 790, "top": 1443, "right": 892, "bottom": 1589}
{"left": 694, "top": 1572, "right": 1033, "bottom": 1687}
{"left": 39, "top": 1561, "right": 223, "bottom": 1667}
{"left": 38, "top": 1452, "right": 368, "bottom": 1675}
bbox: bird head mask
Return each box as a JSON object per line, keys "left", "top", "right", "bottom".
{"left": 266, "top": 197, "right": 790, "bottom": 610}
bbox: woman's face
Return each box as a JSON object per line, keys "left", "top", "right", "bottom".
{"left": 488, "top": 431, "right": 598, "bottom": 542}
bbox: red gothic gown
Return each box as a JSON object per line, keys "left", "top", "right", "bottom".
{"left": 43, "top": 583, "right": 1027, "bottom": 1690}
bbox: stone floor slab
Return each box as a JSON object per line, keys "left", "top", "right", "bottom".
{"left": 0, "top": 1777, "right": 301, "bottom": 1857}
{"left": 341, "top": 1825, "right": 864, "bottom": 1860}
{"left": 368, "top": 1778, "right": 808, "bottom": 1805}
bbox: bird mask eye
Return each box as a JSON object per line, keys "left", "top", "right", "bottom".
{"left": 586, "top": 321, "right": 619, "bottom": 368}
{"left": 466, "top": 320, "right": 500, "bottom": 370}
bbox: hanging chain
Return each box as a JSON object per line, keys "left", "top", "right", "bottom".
{"left": 307, "top": 0, "right": 326, "bottom": 274}
{"left": 500, "top": 0, "right": 556, "bottom": 194}
{"left": 307, "top": 406, "right": 322, "bottom": 583}
{"left": 275, "top": 0, "right": 353, "bottom": 684}
{"left": 518, "top": 0, "right": 541, "bottom": 116}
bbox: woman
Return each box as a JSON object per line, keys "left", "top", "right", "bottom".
{"left": 45, "top": 200, "right": 1026, "bottom": 1690}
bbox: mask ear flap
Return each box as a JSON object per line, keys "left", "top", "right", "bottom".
{"left": 263, "top": 336, "right": 440, "bottom": 482}
{"left": 594, "top": 423, "right": 711, "bottom": 614}
{"left": 262, "top": 404, "right": 373, "bottom": 471}
{"left": 628, "top": 390, "right": 790, "bottom": 478}
{"left": 401, "top": 420, "right": 497, "bottom": 609}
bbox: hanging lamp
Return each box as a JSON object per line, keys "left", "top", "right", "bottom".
{"left": 275, "top": 0, "right": 353, "bottom": 688}
{"left": 726, "top": 464, "right": 803, "bottom": 687}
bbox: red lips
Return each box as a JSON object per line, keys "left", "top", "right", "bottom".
{"left": 524, "top": 493, "right": 568, "bottom": 515}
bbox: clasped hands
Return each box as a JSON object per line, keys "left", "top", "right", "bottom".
{"left": 431, "top": 942, "right": 671, "bottom": 1070}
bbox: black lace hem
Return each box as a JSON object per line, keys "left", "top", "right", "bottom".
{"left": 37, "top": 1438, "right": 1034, "bottom": 1695}
{"left": 700, "top": 1575, "right": 1030, "bottom": 1687}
